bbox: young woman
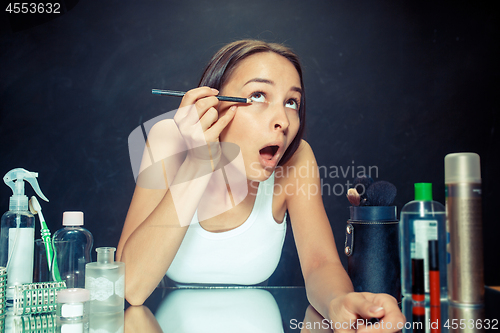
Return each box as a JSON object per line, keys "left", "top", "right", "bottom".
{"left": 117, "top": 40, "right": 404, "bottom": 330}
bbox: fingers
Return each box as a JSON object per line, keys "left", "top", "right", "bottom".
{"left": 172, "top": 87, "right": 238, "bottom": 166}
{"left": 174, "top": 87, "right": 219, "bottom": 128}
{"left": 175, "top": 87, "right": 238, "bottom": 142}
{"left": 178, "top": 86, "right": 219, "bottom": 109}
{"left": 205, "top": 105, "right": 236, "bottom": 139}
{"left": 174, "top": 87, "right": 218, "bottom": 126}
{"left": 357, "top": 294, "right": 405, "bottom": 333}
{"left": 174, "top": 87, "right": 218, "bottom": 146}
{"left": 182, "top": 87, "right": 221, "bottom": 132}
{"left": 333, "top": 293, "right": 405, "bottom": 333}
{"left": 370, "top": 295, "right": 405, "bottom": 333}
{"left": 327, "top": 294, "right": 360, "bottom": 333}
{"left": 343, "top": 293, "right": 385, "bottom": 319}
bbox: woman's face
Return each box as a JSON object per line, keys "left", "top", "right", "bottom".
{"left": 218, "top": 52, "right": 302, "bottom": 181}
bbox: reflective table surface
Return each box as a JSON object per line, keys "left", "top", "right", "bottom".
{"left": 1, "top": 286, "right": 499, "bottom": 332}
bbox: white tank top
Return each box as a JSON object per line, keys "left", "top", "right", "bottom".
{"left": 166, "top": 173, "right": 287, "bottom": 285}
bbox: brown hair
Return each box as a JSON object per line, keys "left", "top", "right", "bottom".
{"left": 198, "top": 40, "right": 306, "bottom": 166}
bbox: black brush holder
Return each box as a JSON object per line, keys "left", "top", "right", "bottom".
{"left": 344, "top": 206, "right": 401, "bottom": 302}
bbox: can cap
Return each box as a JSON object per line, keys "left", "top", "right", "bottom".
{"left": 414, "top": 183, "right": 433, "bottom": 201}
{"left": 63, "top": 211, "right": 84, "bottom": 226}
{"left": 445, "top": 152, "right": 481, "bottom": 184}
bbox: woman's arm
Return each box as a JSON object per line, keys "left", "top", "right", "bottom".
{"left": 284, "top": 140, "right": 353, "bottom": 314}
{"left": 285, "top": 140, "right": 405, "bottom": 331}
{"left": 117, "top": 87, "right": 236, "bottom": 305}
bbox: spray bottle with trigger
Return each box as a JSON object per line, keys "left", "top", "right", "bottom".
{"left": 0, "top": 168, "right": 49, "bottom": 300}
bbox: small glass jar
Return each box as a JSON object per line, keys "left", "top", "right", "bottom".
{"left": 57, "top": 288, "right": 90, "bottom": 320}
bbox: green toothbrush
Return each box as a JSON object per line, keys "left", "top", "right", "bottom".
{"left": 29, "top": 196, "right": 61, "bottom": 281}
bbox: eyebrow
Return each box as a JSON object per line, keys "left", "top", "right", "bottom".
{"left": 243, "top": 78, "right": 303, "bottom": 95}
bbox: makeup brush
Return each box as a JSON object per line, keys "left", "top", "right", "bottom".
{"left": 152, "top": 89, "right": 252, "bottom": 104}
{"left": 347, "top": 188, "right": 361, "bottom": 206}
{"left": 353, "top": 176, "right": 374, "bottom": 206}
{"left": 366, "top": 181, "right": 397, "bottom": 206}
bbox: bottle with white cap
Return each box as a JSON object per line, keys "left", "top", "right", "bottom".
{"left": 57, "top": 288, "right": 90, "bottom": 333}
{"left": 52, "top": 212, "right": 93, "bottom": 288}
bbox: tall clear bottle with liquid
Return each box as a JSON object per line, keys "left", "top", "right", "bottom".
{"left": 85, "top": 247, "right": 124, "bottom": 314}
{"left": 0, "top": 168, "right": 48, "bottom": 300}
{"left": 400, "top": 183, "right": 447, "bottom": 300}
{"left": 52, "top": 212, "right": 93, "bottom": 288}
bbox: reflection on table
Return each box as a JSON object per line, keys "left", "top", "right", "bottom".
{"left": 130, "top": 286, "right": 308, "bottom": 333}
{"left": 1, "top": 308, "right": 123, "bottom": 333}
{"left": 1, "top": 286, "right": 498, "bottom": 332}
{"left": 153, "top": 288, "right": 284, "bottom": 332}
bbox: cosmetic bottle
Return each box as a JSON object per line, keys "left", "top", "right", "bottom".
{"left": 400, "top": 183, "right": 447, "bottom": 300}
{"left": 0, "top": 168, "right": 48, "bottom": 300}
{"left": 52, "top": 212, "right": 93, "bottom": 288}
{"left": 445, "top": 152, "right": 484, "bottom": 305}
{"left": 57, "top": 288, "right": 90, "bottom": 333}
{"left": 57, "top": 288, "right": 90, "bottom": 319}
{"left": 428, "top": 240, "right": 441, "bottom": 307}
{"left": 85, "top": 247, "right": 124, "bottom": 314}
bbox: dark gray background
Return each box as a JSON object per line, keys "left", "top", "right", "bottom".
{"left": 1, "top": 0, "right": 498, "bottom": 286}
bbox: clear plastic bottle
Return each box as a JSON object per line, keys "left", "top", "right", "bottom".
{"left": 52, "top": 212, "right": 93, "bottom": 288}
{"left": 0, "top": 210, "right": 34, "bottom": 296}
{"left": 85, "top": 247, "right": 124, "bottom": 314}
{"left": 0, "top": 168, "right": 48, "bottom": 300}
{"left": 400, "top": 183, "right": 447, "bottom": 301}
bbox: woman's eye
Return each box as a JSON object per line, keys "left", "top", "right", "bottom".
{"left": 286, "top": 99, "right": 299, "bottom": 110}
{"left": 249, "top": 92, "right": 266, "bottom": 103}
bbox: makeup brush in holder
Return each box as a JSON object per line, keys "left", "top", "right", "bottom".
{"left": 345, "top": 178, "right": 401, "bottom": 302}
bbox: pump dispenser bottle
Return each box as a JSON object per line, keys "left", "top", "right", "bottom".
{"left": 52, "top": 211, "right": 93, "bottom": 288}
{"left": 400, "top": 183, "right": 447, "bottom": 301}
{"left": 85, "top": 247, "right": 124, "bottom": 314}
{"left": 0, "top": 168, "right": 48, "bottom": 300}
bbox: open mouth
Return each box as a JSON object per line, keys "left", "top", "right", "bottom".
{"left": 259, "top": 145, "right": 280, "bottom": 161}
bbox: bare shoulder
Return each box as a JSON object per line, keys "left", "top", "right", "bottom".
{"left": 275, "top": 140, "right": 317, "bottom": 181}
{"left": 287, "top": 139, "right": 315, "bottom": 165}
{"left": 277, "top": 140, "right": 316, "bottom": 172}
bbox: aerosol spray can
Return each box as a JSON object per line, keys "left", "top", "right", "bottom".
{"left": 445, "top": 152, "right": 484, "bottom": 305}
